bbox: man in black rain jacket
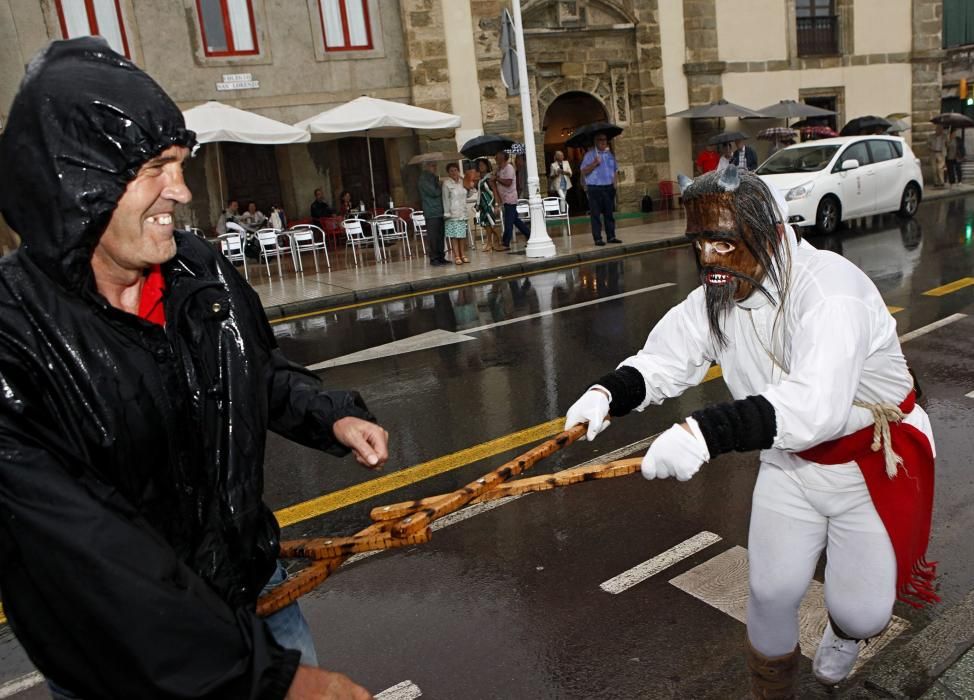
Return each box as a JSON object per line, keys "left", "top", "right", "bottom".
{"left": 0, "top": 38, "right": 386, "bottom": 699}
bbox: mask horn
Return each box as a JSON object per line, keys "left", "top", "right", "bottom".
{"left": 718, "top": 164, "right": 740, "bottom": 192}
{"left": 676, "top": 174, "right": 693, "bottom": 193}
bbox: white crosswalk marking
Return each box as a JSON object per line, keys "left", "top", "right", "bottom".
{"left": 600, "top": 531, "right": 722, "bottom": 594}
{"left": 669, "top": 546, "right": 909, "bottom": 674}
{"left": 0, "top": 671, "right": 43, "bottom": 699}
{"left": 375, "top": 679, "right": 422, "bottom": 700}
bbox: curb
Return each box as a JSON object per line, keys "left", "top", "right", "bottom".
{"left": 262, "top": 187, "right": 971, "bottom": 321}
{"left": 263, "top": 235, "right": 687, "bottom": 320}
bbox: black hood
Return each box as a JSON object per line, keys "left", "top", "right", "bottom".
{"left": 0, "top": 37, "right": 196, "bottom": 291}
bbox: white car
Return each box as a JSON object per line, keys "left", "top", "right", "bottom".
{"left": 756, "top": 135, "right": 923, "bottom": 234}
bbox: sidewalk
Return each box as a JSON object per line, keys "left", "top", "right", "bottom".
{"left": 254, "top": 183, "right": 974, "bottom": 320}
{"left": 255, "top": 210, "right": 689, "bottom": 319}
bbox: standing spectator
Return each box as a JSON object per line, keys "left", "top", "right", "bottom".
{"left": 0, "top": 36, "right": 384, "bottom": 700}
{"left": 309, "top": 188, "right": 333, "bottom": 223}
{"left": 495, "top": 150, "right": 531, "bottom": 249}
{"left": 442, "top": 162, "right": 470, "bottom": 265}
{"left": 548, "top": 150, "right": 573, "bottom": 201}
{"left": 419, "top": 161, "right": 447, "bottom": 265}
{"left": 695, "top": 147, "right": 720, "bottom": 175}
{"left": 580, "top": 132, "right": 622, "bottom": 245}
{"left": 476, "top": 159, "right": 503, "bottom": 252}
{"left": 730, "top": 138, "right": 759, "bottom": 171}
{"left": 767, "top": 135, "right": 796, "bottom": 158}
{"left": 946, "top": 128, "right": 964, "bottom": 186}
{"left": 515, "top": 153, "right": 529, "bottom": 199}
{"left": 927, "top": 124, "right": 947, "bottom": 188}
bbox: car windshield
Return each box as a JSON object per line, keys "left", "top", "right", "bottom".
{"left": 756, "top": 145, "right": 841, "bottom": 174}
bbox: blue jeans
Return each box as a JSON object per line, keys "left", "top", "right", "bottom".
{"left": 47, "top": 562, "right": 316, "bottom": 699}
{"left": 587, "top": 185, "right": 616, "bottom": 241}
{"left": 501, "top": 202, "right": 531, "bottom": 246}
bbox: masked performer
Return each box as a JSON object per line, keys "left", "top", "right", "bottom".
{"left": 564, "top": 166, "right": 937, "bottom": 698}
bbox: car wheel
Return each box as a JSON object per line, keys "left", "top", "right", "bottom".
{"left": 815, "top": 196, "right": 840, "bottom": 235}
{"left": 898, "top": 183, "right": 920, "bottom": 218}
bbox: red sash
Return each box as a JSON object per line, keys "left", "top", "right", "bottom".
{"left": 799, "top": 390, "right": 939, "bottom": 608}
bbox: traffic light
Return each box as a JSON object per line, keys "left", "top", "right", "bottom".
{"left": 961, "top": 78, "right": 968, "bottom": 100}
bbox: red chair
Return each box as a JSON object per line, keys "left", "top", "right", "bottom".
{"left": 320, "top": 216, "right": 344, "bottom": 250}
{"left": 658, "top": 180, "right": 678, "bottom": 210}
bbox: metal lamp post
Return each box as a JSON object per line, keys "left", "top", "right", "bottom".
{"left": 511, "top": 0, "right": 556, "bottom": 258}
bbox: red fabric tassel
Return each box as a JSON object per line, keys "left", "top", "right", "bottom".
{"left": 799, "top": 390, "right": 940, "bottom": 608}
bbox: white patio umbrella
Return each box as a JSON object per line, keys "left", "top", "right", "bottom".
{"left": 294, "top": 96, "right": 461, "bottom": 209}
{"left": 182, "top": 101, "right": 310, "bottom": 205}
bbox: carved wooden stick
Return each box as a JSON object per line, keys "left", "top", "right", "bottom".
{"left": 390, "top": 423, "right": 587, "bottom": 538}
{"left": 470, "top": 457, "right": 642, "bottom": 502}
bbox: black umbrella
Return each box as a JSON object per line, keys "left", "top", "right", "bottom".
{"left": 840, "top": 115, "right": 892, "bottom": 136}
{"left": 460, "top": 134, "right": 515, "bottom": 158}
{"left": 931, "top": 112, "right": 974, "bottom": 128}
{"left": 667, "top": 99, "right": 765, "bottom": 119}
{"left": 565, "top": 121, "right": 624, "bottom": 148}
{"left": 753, "top": 99, "right": 836, "bottom": 119}
{"left": 707, "top": 131, "right": 748, "bottom": 146}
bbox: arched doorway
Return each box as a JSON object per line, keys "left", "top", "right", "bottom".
{"left": 542, "top": 91, "right": 608, "bottom": 214}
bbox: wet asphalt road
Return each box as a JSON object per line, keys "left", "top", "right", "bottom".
{"left": 3, "top": 195, "right": 974, "bottom": 698}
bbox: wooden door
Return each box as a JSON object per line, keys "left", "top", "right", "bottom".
{"left": 222, "top": 142, "right": 284, "bottom": 212}
{"left": 338, "top": 137, "right": 390, "bottom": 210}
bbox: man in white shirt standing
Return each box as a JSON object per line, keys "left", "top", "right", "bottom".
{"left": 564, "top": 166, "right": 937, "bottom": 698}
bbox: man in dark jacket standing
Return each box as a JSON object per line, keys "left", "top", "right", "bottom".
{"left": 418, "top": 160, "right": 447, "bottom": 265}
{"left": 0, "top": 38, "right": 385, "bottom": 700}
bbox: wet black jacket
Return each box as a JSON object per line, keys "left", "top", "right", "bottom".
{"left": 0, "top": 38, "right": 372, "bottom": 699}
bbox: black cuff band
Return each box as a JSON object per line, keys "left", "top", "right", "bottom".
{"left": 690, "top": 395, "right": 777, "bottom": 457}
{"left": 593, "top": 366, "right": 646, "bottom": 417}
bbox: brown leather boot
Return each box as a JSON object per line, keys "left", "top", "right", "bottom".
{"left": 746, "top": 639, "right": 799, "bottom": 699}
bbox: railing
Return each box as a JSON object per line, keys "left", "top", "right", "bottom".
{"left": 797, "top": 16, "right": 839, "bottom": 56}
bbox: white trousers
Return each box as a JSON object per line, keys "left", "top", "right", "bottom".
{"left": 745, "top": 462, "right": 896, "bottom": 657}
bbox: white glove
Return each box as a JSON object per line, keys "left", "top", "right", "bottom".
{"left": 564, "top": 387, "right": 611, "bottom": 441}
{"left": 641, "top": 417, "right": 710, "bottom": 482}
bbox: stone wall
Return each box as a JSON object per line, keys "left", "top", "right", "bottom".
{"left": 455, "top": 0, "right": 668, "bottom": 213}
{"left": 911, "top": 0, "right": 945, "bottom": 183}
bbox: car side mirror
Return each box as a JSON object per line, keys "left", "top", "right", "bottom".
{"left": 840, "top": 159, "right": 860, "bottom": 171}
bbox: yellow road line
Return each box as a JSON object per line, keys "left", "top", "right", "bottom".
{"left": 274, "top": 417, "right": 566, "bottom": 527}
{"left": 923, "top": 277, "right": 974, "bottom": 297}
{"left": 0, "top": 359, "right": 728, "bottom": 628}
{"left": 887, "top": 306, "right": 904, "bottom": 314}
{"left": 275, "top": 364, "right": 729, "bottom": 529}
{"left": 270, "top": 243, "right": 689, "bottom": 324}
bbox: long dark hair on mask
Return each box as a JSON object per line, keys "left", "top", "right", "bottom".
{"left": 683, "top": 169, "right": 788, "bottom": 349}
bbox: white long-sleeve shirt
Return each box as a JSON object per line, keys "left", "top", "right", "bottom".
{"left": 618, "top": 226, "right": 934, "bottom": 491}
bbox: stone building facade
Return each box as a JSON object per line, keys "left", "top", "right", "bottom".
{"left": 0, "top": 0, "right": 946, "bottom": 239}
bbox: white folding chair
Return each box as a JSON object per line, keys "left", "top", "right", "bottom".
{"left": 254, "top": 228, "right": 285, "bottom": 278}
{"left": 218, "top": 232, "right": 249, "bottom": 280}
{"left": 516, "top": 198, "right": 531, "bottom": 221}
{"left": 342, "top": 218, "right": 379, "bottom": 266}
{"left": 372, "top": 214, "right": 412, "bottom": 262}
{"left": 226, "top": 220, "right": 247, "bottom": 235}
{"left": 287, "top": 225, "right": 331, "bottom": 272}
{"left": 542, "top": 196, "right": 571, "bottom": 237}
{"left": 410, "top": 210, "right": 428, "bottom": 257}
